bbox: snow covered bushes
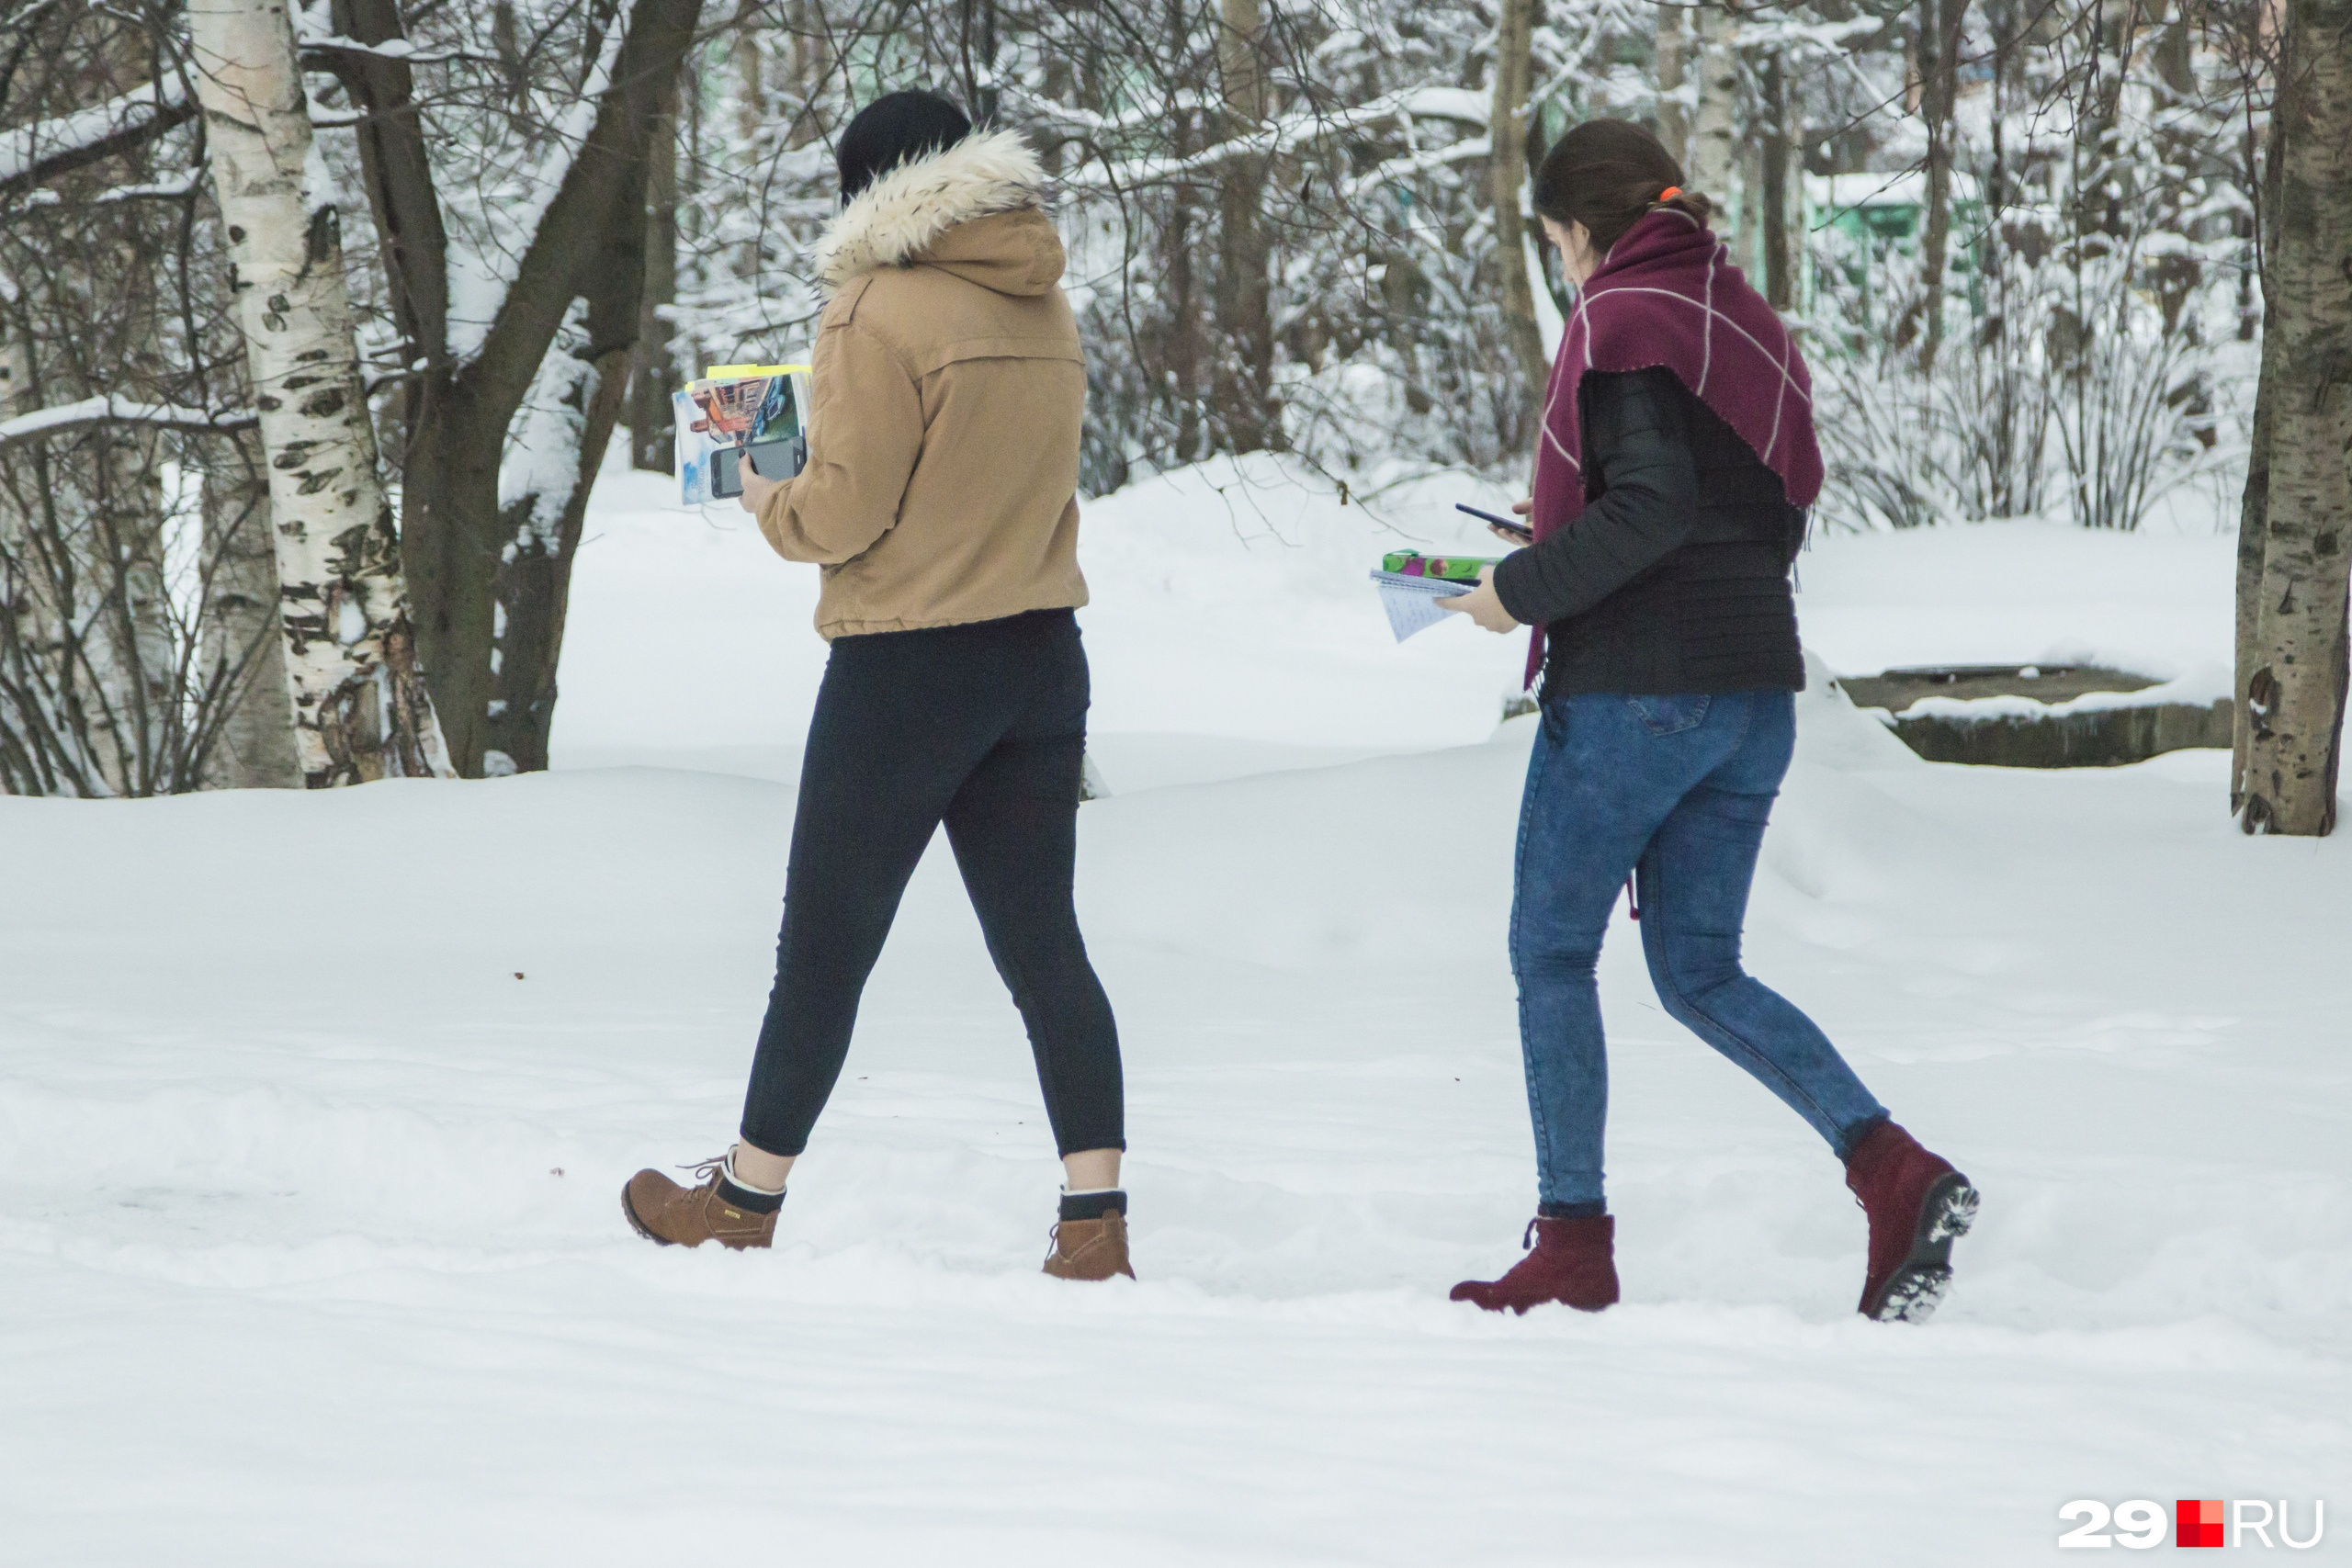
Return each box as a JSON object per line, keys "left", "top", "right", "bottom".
{"left": 1808, "top": 0, "right": 2263, "bottom": 535}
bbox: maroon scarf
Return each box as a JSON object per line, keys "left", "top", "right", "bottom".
{"left": 1525, "top": 208, "right": 1822, "bottom": 684}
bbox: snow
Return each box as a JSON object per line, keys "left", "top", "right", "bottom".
{"left": 1792, "top": 514, "right": 2236, "bottom": 692}
{"left": 1398, "top": 85, "right": 1492, "bottom": 126}
{"left": 1806, "top": 169, "right": 1985, "bottom": 213}
{"left": 4, "top": 456, "right": 2346, "bottom": 1562}
{"left": 1070, "top": 85, "right": 1490, "bottom": 193}
{"left": 1887, "top": 673, "right": 2225, "bottom": 722}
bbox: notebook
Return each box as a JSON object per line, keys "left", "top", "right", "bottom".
{"left": 674, "top": 364, "right": 811, "bottom": 505}
{"left": 1370, "top": 551, "right": 1496, "bottom": 641}
{"left": 1370, "top": 569, "right": 1477, "bottom": 641}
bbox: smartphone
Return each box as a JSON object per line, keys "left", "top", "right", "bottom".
{"left": 710, "top": 436, "right": 803, "bottom": 499}
{"left": 1457, "top": 502, "right": 1533, "bottom": 542}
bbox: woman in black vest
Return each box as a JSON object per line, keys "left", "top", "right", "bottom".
{"left": 1442, "top": 120, "right": 1976, "bottom": 1321}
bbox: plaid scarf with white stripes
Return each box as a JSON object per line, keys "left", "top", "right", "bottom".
{"left": 1524, "top": 208, "right": 1822, "bottom": 684}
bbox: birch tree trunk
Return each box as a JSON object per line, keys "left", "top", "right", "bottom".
{"left": 1686, "top": 6, "right": 1739, "bottom": 233}
{"left": 198, "top": 438, "right": 300, "bottom": 788}
{"left": 2233, "top": 87, "right": 2289, "bottom": 814}
{"left": 1655, "top": 6, "right": 1689, "bottom": 166}
{"left": 1489, "top": 0, "right": 1548, "bottom": 397}
{"left": 188, "top": 0, "right": 452, "bottom": 786}
{"left": 2236, "top": 0, "right": 2352, "bottom": 836}
{"left": 2233, "top": 340, "right": 2275, "bottom": 813}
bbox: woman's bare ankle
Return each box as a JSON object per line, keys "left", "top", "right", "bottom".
{"left": 1060, "top": 1147, "right": 1121, "bottom": 1191}
{"left": 729, "top": 1141, "right": 795, "bottom": 1192}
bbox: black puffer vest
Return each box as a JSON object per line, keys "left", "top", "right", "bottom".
{"left": 1491, "top": 367, "right": 1806, "bottom": 700}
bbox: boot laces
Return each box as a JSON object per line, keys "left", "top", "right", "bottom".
{"left": 680, "top": 1155, "right": 729, "bottom": 1187}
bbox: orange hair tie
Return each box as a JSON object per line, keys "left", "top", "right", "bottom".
{"left": 1657, "top": 186, "right": 1683, "bottom": 202}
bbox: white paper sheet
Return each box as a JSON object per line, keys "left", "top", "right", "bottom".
{"left": 1369, "top": 569, "right": 1476, "bottom": 642}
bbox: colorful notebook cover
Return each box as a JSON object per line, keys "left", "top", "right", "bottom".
{"left": 674, "top": 364, "right": 811, "bottom": 505}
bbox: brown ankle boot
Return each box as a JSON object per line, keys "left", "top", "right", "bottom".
{"left": 622, "top": 1156, "right": 781, "bottom": 1249}
{"left": 1043, "top": 1210, "right": 1136, "bottom": 1280}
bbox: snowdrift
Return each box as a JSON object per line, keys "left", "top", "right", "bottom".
{"left": 2, "top": 457, "right": 2341, "bottom": 1563}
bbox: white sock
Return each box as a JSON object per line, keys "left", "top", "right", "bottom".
{"left": 723, "top": 1147, "right": 786, "bottom": 1197}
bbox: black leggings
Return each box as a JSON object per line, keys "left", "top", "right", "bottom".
{"left": 739, "top": 609, "right": 1124, "bottom": 1157}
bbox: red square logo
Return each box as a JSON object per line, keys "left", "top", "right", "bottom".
{"left": 2177, "top": 1499, "right": 2225, "bottom": 1548}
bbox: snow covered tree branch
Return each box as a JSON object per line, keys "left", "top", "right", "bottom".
{"left": 0, "top": 77, "right": 195, "bottom": 199}
{"left": 0, "top": 395, "right": 256, "bottom": 444}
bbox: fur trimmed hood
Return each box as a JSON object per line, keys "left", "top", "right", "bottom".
{"left": 812, "top": 129, "right": 1052, "bottom": 290}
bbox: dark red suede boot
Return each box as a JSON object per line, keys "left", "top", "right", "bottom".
{"left": 1844, "top": 1120, "right": 1978, "bottom": 1323}
{"left": 1450, "top": 1214, "right": 1620, "bottom": 1314}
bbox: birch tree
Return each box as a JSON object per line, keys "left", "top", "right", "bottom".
{"left": 198, "top": 440, "right": 300, "bottom": 788}
{"left": 1655, "top": 6, "right": 1690, "bottom": 164}
{"left": 1, "top": 3, "right": 283, "bottom": 795}
{"left": 188, "top": 0, "right": 451, "bottom": 785}
{"left": 1490, "top": 0, "right": 1549, "bottom": 392}
{"left": 1686, "top": 6, "right": 1740, "bottom": 237}
{"left": 2235, "top": 0, "right": 2352, "bottom": 836}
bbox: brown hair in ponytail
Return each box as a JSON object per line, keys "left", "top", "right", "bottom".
{"left": 1531, "top": 118, "right": 1714, "bottom": 257}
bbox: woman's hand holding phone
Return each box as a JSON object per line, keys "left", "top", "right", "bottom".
{"left": 1454, "top": 501, "right": 1537, "bottom": 546}
{"left": 739, "top": 468, "right": 782, "bottom": 516}
{"left": 1495, "top": 498, "right": 1535, "bottom": 547}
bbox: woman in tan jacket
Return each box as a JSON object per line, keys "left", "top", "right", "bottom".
{"left": 623, "top": 93, "right": 1132, "bottom": 1281}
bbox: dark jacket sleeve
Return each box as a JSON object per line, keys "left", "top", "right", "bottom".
{"left": 1491, "top": 367, "right": 1699, "bottom": 628}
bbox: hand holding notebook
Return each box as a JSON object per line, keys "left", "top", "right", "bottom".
{"left": 673, "top": 364, "right": 812, "bottom": 506}
{"left": 1369, "top": 550, "right": 1494, "bottom": 641}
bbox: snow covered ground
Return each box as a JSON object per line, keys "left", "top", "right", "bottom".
{"left": 3, "top": 456, "right": 2343, "bottom": 1563}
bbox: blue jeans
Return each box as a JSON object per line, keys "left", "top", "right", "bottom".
{"left": 1510, "top": 690, "right": 1886, "bottom": 1210}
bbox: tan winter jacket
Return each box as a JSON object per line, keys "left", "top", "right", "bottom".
{"left": 756, "top": 130, "right": 1089, "bottom": 638}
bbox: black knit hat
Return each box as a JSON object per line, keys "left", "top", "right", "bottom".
{"left": 836, "top": 90, "right": 973, "bottom": 202}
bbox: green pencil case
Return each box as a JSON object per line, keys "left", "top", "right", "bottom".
{"left": 1381, "top": 550, "right": 1497, "bottom": 581}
